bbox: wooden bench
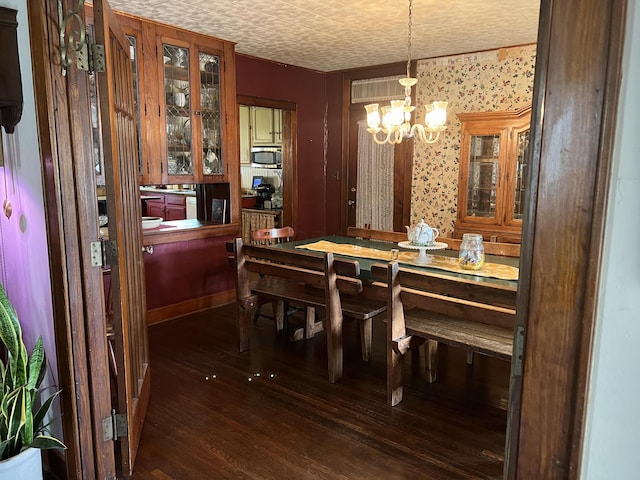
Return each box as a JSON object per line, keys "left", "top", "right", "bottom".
{"left": 234, "top": 238, "right": 386, "bottom": 383}
{"left": 346, "top": 226, "right": 408, "bottom": 243}
{"left": 370, "top": 261, "right": 517, "bottom": 406}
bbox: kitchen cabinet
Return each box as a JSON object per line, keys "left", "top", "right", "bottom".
{"left": 454, "top": 106, "right": 531, "bottom": 244}
{"left": 143, "top": 193, "right": 188, "bottom": 220}
{"left": 85, "top": 7, "right": 240, "bottom": 234}
{"left": 239, "top": 105, "right": 250, "bottom": 164}
{"left": 157, "top": 26, "right": 235, "bottom": 184}
{"left": 165, "top": 195, "right": 187, "bottom": 220}
{"left": 145, "top": 198, "right": 165, "bottom": 218}
{"left": 250, "top": 106, "right": 282, "bottom": 145}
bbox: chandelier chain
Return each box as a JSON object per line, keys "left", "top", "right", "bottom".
{"left": 406, "top": 0, "right": 413, "bottom": 78}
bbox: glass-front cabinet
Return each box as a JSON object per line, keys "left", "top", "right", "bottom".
{"left": 455, "top": 106, "right": 531, "bottom": 243}
{"left": 159, "top": 34, "right": 226, "bottom": 184}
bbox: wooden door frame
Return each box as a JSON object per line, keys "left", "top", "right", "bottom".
{"left": 29, "top": 0, "right": 115, "bottom": 478}
{"left": 506, "top": 0, "right": 627, "bottom": 477}
{"left": 341, "top": 62, "right": 412, "bottom": 234}
{"left": 26, "top": 0, "right": 627, "bottom": 477}
{"left": 236, "top": 95, "right": 297, "bottom": 231}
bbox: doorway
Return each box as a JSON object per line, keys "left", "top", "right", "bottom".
{"left": 237, "top": 95, "right": 297, "bottom": 235}
{"left": 343, "top": 65, "right": 413, "bottom": 234}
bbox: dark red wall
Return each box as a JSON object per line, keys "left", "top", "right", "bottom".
{"left": 325, "top": 71, "right": 345, "bottom": 235}
{"left": 144, "top": 235, "right": 235, "bottom": 310}
{"left": 235, "top": 55, "right": 328, "bottom": 239}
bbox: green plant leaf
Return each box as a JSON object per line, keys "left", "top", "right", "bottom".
{"left": 27, "top": 337, "right": 45, "bottom": 391}
{"left": 0, "top": 438, "right": 8, "bottom": 459}
{"left": 0, "top": 285, "right": 28, "bottom": 389}
{"left": 6, "top": 387, "right": 26, "bottom": 455}
{"left": 30, "top": 434, "right": 66, "bottom": 450}
{"left": 0, "top": 284, "right": 20, "bottom": 359}
{"left": 32, "top": 391, "right": 60, "bottom": 437}
{"left": 22, "top": 386, "right": 34, "bottom": 446}
{"left": 0, "top": 283, "right": 66, "bottom": 458}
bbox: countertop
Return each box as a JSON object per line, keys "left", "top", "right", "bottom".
{"left": 140, "top": 187, "right": 196, "bottom": 197}
{"left": 242, "top": 208, "right": 282, "bottom": 215}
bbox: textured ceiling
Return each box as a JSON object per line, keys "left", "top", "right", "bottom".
{"left": 107, "top": 0, "right": 541, "bottom": 72}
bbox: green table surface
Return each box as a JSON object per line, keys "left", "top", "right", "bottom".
{"left": 274, "top": 235, "right": 519, "bottom": 288}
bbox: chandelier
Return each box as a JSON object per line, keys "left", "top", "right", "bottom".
{"left": 364, "top": 0, "right": 447, "bottom": 145}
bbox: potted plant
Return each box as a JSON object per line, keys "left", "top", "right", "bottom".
{"left": 0, "top": 283, "right": 66, "bottom": 479}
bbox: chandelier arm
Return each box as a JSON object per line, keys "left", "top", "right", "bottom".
{"left": 424, "top": 131, "right": 440, "bottom": 144}
{"left": 409, "top": 124, "right": 441, "bottom": 144}
{"left": 410, "top": 123, "right": 424, "bottom": 142}
{"left": 371, "top": 129, "right": 394, "bottom": 145}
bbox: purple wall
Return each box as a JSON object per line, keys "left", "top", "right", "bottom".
{"left": 0, "top": 0, "right": 60, "bottom": 439}
{"left": 235, "top": 55, "right": 328, "bottom": 239}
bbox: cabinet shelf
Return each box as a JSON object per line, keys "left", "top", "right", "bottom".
{"left": 470, "top": 157, "right": 499, "bottom": 163}
{"left": 163, "top": 63, "right": 189, "bottom": 81}
{"left": 167, "top": 144, "right": 191, "bottom": 152}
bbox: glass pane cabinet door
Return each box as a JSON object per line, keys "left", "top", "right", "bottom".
{"left": 466, "top": 134, "right": 500, "bottom": 218}
{"left": 127, "top": 35, "right": 143, "bottom": 177}
{"left": 163, "top": 44, "right": 193, "bottom": 176}
{"left": 512, "top": 130, "right": 530, "bottom": 220}
{"left": 199, "top": 52, "right": 223, "bottom": 175}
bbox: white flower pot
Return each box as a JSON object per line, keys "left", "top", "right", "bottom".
{"left": 0, "top": 448, "right": 43, "bottom": 480}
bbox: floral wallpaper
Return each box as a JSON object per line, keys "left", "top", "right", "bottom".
{"left": 411, "top": 44, "right": 536, "bottom": 236}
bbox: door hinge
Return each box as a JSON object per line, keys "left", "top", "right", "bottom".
{"left": 102, "top": 409, "right": 128, "bottom": 441}
{"left": 91, "top": 239, "right": 117, "bottom": 267}
{"left": 513, "top": 325, "right": 525, "bottom": 376}
{"left": 77, "top": 42, "right": 105, "bottom": 73}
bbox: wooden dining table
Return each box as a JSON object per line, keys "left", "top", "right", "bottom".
{"left": 265, "top": 235, "right": 520, "bottom": 387}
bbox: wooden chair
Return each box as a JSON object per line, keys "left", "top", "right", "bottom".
{"left": 234, "top": 238, "right": 386, "bottom": 382}
{"left": 346, "top": 226, "right": 408, "bottom": 243}
{"left": 370, "top": 262, "right": 517, "bottom": 406}
{"left": 251, "top": 226, "right": 295, "bottom": 245}
{"left": 249, "top": 226, "right": 313, "bottom": 334}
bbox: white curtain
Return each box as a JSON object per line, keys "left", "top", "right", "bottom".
{"left": 356, "top": 121, "right": 394, "bottom": 230}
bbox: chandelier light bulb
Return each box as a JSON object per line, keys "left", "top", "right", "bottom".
{"left": 365, "top": 103, "right": 381, "bottom": 131}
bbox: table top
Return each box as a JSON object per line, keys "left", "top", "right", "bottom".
{"left": 275, "top": 235, "right": 519, "bottom": 288}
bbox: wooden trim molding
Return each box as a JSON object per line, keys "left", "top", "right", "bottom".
{"left": 147, "top": 290, "right": 235, "bottom": 325}
{"left": 236, "top": 95, "right": 297, "bottom": 231}
{"left": 507, "top": 0, "right": 627, "bottom": 478}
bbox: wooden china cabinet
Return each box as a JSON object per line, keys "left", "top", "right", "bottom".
{"left": 454, "top": 106, "right": 531, "bottom": 244}
{"left": 86, "top": 7, "right": 239, "bottom": 227}
{"left": 155, "top": 26, "right": 234, "bottom": 185}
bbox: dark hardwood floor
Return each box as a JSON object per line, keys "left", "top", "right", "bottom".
{"left": 130, "top": 303, "right": 510, "bottom": 479}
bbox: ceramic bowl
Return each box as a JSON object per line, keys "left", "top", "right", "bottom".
{"left": 141, "top": 216, "right": 163, "bottom": 229}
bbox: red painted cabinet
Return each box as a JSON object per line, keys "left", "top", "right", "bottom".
{"left": 143, "top": 193, "right": 188, "bottom": 220}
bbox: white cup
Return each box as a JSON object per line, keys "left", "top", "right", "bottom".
{"left": 173, "top": 93, "right": 186, "bottom": 107}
